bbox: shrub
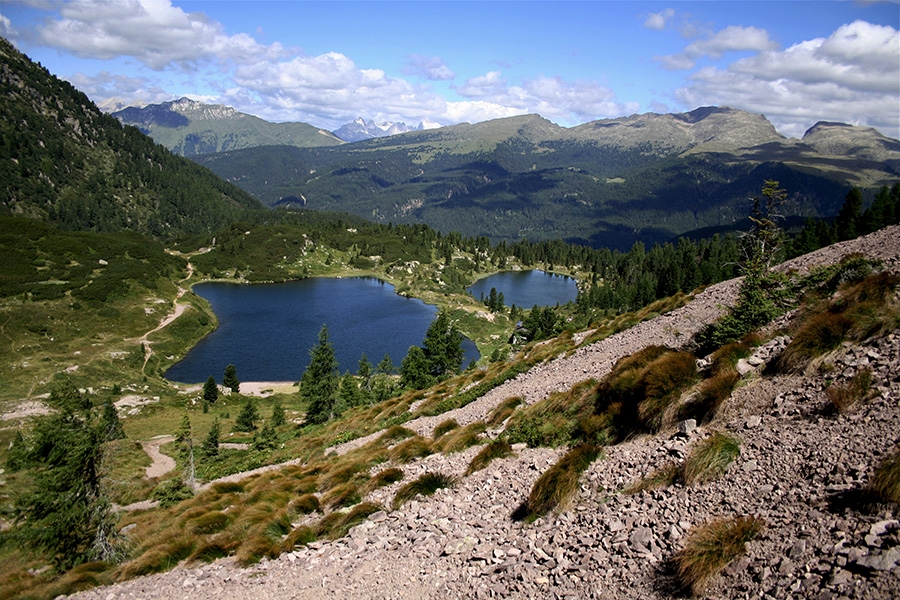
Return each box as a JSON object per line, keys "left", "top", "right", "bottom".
{"left": 151, "top": 479, "right": 194, "bottom": 508}
{"left": 868, "top": 446, "right": 900, "bottom": 504}
{"left": 826, "top": 368, "right": 873, "bottom": 413}
{"left": 465, "top": 440, "right": 514, "bottom": 476}
{"left": 682, "top": 432, "right": 741, "bottom": 485}
{"left": 520, "top": 444, "right": 601, "bottom": 522}
{"left": 673, "top": 516, "right": 765, "bottom": 595}
{"left": 392, "top": 472, "right": 457, "bottom": 509}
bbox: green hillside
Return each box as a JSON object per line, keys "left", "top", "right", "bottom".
{"left": 0, "top": 38, "right": 266, "bottom": 241}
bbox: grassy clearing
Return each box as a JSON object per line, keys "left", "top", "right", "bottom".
{"left": 673, "top": 516, "right": 765, "bottom": 596}
{"left": 518, "top": 444, "right": 601, "bottom": 523}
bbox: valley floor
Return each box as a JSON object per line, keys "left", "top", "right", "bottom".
{"left": 70, "top": 227, "right": 900, "bottom": 600}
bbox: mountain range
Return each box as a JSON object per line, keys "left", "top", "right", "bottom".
{"left": 333, "top": 117, "right": 438, "bottom": 142}
{"left": 192, "top": 108, "right": 900, "bottom": 249}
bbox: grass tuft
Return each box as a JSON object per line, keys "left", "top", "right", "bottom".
{"left": 388, "top": 435, "right": 433, "bottom": 463}
{"left": 868, "top": 446, "right": 900, "bottom": 504}
{"left": 624, "top": 462, "right": 681, "bottom": 494}
{"left": 291, "top": 493, "right": 321, "bottom": 515}
{"left": 826, "top": 368, "right": 873, "bottom": 413}
{"left": 321, "top": 482, "right": 362, "bottom": 510}
{"left": 519, "top": 444, "right": 601, "bottom": 522}
{"left": 673, "top": 516, "right": 765, "bottom": 596}
{"left": 431, "top": 421, "right": 486, "bottom": 453}
{"left": 465, "top": 440, "right": 514, "bottom": 476}
{"left": 486, "top": 396, "right": 523, "bottom": 427}
{"left": 362, "top": 467, "right": 404, "bottom": 493}
{"left": 432, "top": 418, "right": 460, "bottom": 438}
{"left": 392, "top": 472, "right": 457, "bottom": 510}
{"left": 682, "top": 432, "right": 741, "bottom": 485}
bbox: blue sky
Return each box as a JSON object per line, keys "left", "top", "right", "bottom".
{"left": 1, "top": 1, "right": 898, "bottom": 138}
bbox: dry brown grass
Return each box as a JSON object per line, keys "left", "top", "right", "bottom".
{"left": 682, "top": 432, "right": 741, "bottom": 486}
{"left": 826, "top": 368, "right": 874, "bottom": 413}
{"left": 519, "top": 444, "right": 601, "bottom": 522}
{"left": 465, "top": 440, "right": 514, "bottom": 476}
{"left": 673, "top": 516, "right": 764, "bottom": 595}
{"left": 868, "top": 446, "right": 900, "bottom": 504}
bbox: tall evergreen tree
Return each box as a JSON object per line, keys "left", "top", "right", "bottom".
{"left": 202, "top": 375, "right": 218, "bottom": 404}
{"left": 201, "top": 419, "right": 220, "bottom": 459}
{"left": 223, "top": 364, "right": 240, "bottom": 394}
{"left": 834, "top": 187, "right": 863, "bottom": 241}
{"left": 270, "top": 400, "right": 286, "bottom": 427}
{"left": 301, "top": 324, "right": 339, "bottom": 425}
{"left": 100, "top": 398, "right": 125, "bottom": 441}
{"left": 12, "top": 377, "right": 121, "bottom": 569}
{"left": 422, "top": 311, "right": 464, "bottom": 379}
{"left": 400, "top": 345, "right": 433, "bottom": 389}
{"left": 233, "top": 398, "right": 259, "bottom": 432}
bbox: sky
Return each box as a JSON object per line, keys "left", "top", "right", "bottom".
{"left": 1, "top": 1, "right": 898, "bottom": 139}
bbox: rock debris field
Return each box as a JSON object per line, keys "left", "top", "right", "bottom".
{"left": 73, "top": 226, "right": 900, "bottom": 600}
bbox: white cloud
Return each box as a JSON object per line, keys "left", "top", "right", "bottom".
{"left": 644, "top": 9, "right": 674, "bottom": 31}
{"left": 675, "top": 21, "right": 900, "bottom": 138}
{"left": 35, "top": 0, "right": 285, "bottom": 70}
{"left": 659, "top": 25, "right": 778, "bottom": 70}
{"left": 403, "top": 55, "right": 456, "bottom": 81}
{"left": 66, "top": 70, "right": 173, "bottom": 106}
{"left": 456, "top": 72, "right": 638, "bottom": 125}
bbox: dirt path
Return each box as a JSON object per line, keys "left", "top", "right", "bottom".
{"left": 141, "top": 435, "right": 176, "bottom": 479}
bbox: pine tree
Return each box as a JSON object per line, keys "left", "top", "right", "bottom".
{"left": 422, "top": 311, "right": 464, "bottom": 379}
{"left": 202, "top": 375, "right": 218, "bottom": 404}
{"left": 270, "top": 400, "right": 286, "bottom": 427}
{"left": 201, "top": 418, "right": 220, "bottom": 458}
{"left": 12, "top": 377, "right": 120, "bottom": 569}
{"left": 100, "top": 398, "right": 125, "bottom": 441}
{"left": 223, "top": 364, "right": 240, "bottom": 394}
{"left": 252, "top": 420, "right": 278, "bottom": 451}
{"left": 301, "top": 325, "right": 339, "bottom": 425}
{"left": 400, "top": 345, "right": 433, "bottom": 389}
{"left": 233, "top": 398, "right": 259, "bottom": 432}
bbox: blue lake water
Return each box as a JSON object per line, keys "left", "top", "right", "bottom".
{"left": 164, "top": 277, "right": 479, "bottom": 383}
{"left": 468, "top": 270, "right": 579, "bottom": 309}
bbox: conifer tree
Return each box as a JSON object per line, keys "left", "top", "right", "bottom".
{"left": 100, "top": 398, "right": 125, "bottom": 441}
{"left": 422, "top": 311, "right": 464, "bottom": 379}
{"left": 12, "top": 377, "right": 121, "bottom": 569}
{"left": 201, "top": 418, "right": 220, "bottom": 458}
{"left": 270, "top": 400, "right": 286, "bottom": 427}
{"left": 233, "top": 397, "right": 259, "bottom": 432}
{"left": 223, "top": 364, "right": 240, "bottom": 394}
{"left": 202, "top": 375, "right": 218, "bottom": 404}
{"left": 301, "top": 325, "right": 339, "bottom": 425}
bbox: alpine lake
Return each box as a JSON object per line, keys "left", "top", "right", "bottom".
{"left": 165, "top": 270, "right": 578, "bottom": 383}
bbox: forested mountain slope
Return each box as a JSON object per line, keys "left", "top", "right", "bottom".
{"left": 0, "top": 38, "right": 266, "bottom": 241}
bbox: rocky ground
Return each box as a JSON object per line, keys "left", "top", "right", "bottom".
{"left": 71, "top": 226, "right": 900, "bottom": 600}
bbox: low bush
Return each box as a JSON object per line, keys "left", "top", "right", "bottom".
{"left": 519, "top": 444, "right": 601, "bottom": 522}
{"left": 465, "top": 440, "right": 514, "bottom": 476}
{"left": 392, "top": 472, "right": 457, "bottom": 509}
{"left": 868, "top": 446, "right": 900, "bottom": 504}
{"left": 673, "top": 516, "right": 765, "bottom": 595}
{"left": 682, "top": 432, "right": 741, "bottom": 485}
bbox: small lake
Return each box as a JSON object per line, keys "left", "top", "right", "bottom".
{"left": 468, "top": 270, "right": 579, "bottom": 309}
{"left": 165, "top": 277, "right": 479, "bottom": 384}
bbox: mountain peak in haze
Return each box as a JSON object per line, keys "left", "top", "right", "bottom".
{"left": 333, "top": 117, "right": 426, "bottom": 142}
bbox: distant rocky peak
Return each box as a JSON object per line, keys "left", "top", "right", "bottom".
{"left": 168, "top": 97, "right": 239, "bottom": 120}
{"left": 333, "top": 117, "right": 424, "bottom": 142}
